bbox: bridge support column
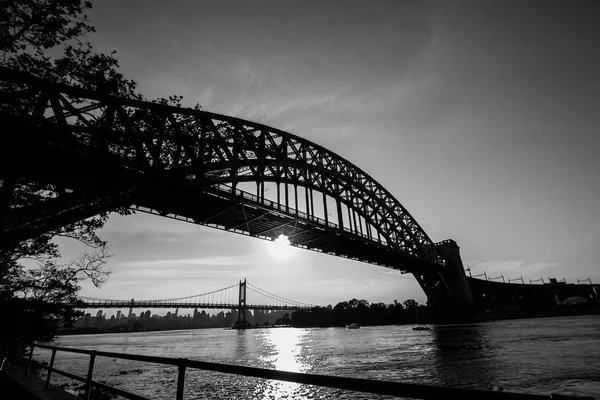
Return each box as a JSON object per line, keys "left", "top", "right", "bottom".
{"left": 128, "top": 299, "right": 134, "bottom": 319}
{"left": 232, "top": 279, "right": 250, "bottom": 329}
{"left": 415, "top": 240, "right": 474, "bottom": 323}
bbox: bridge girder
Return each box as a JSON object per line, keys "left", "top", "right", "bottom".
{"left": 2, "top": 67, "right": 457, "bottom": 279}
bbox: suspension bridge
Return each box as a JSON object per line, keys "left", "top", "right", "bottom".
{"left": 78, "top": 279, "right": 315, "bottom": 318}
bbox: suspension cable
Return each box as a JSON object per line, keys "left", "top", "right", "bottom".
{"left": 80, "top": 283, "right": 239, "bottom": 303}
{"left": 246, "top": 282, "right": 315, "bottom": 307}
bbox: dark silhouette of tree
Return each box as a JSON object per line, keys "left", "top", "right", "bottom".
{"left": 0, "top": 0, "right": 138, "bottom": 365}
{"left": 1, "top": 1, "right": 94, "bottom": 53}
{"left": 403, "top": 299, "right": 418, "bottom": 310}
{"left": 1, "top": 0, "right": 138, "bottom": 97}
{"left": 291, "top": 298, "right": 416, "bottom": 327}
{"left": 348, "top": 298, "right": 359, "bottom": 309}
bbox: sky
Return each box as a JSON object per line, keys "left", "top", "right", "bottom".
{"left": 56, "top": 0, "right": 600, "bottom": 308}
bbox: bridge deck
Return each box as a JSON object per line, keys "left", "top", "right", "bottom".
{"left": 134, "top": 184, "right": 439, "bottom": 275}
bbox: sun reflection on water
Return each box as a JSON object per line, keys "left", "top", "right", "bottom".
{"left": 258, "top": 328, "right": 307, "bottom": 399}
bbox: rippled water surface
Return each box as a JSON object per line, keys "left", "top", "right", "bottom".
{"left": 34, "top": 315, "right": 600, "bottom": 399}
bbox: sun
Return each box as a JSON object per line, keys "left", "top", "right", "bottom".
{"left": 266, "top": 234, "right": 297, "bottom": 260}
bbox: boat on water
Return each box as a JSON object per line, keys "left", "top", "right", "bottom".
{"left": 346, "top": 323, "right": 360, "bottom": 329}
{"left": 412, "top": 306, "right": 431, "bottom": 331}
{"left": 412, "top": 326, "right": 431, "bottom": 331}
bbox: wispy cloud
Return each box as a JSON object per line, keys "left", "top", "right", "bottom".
{"left": 311, "top": 277, "right": 358, "bottom": 287}
{"left": 118, "top": 255, "right": 253, "bottom": 269}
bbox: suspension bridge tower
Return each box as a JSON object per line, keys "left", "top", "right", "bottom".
{"left": 232, "top": 279, "right": 251, "bottom": 329}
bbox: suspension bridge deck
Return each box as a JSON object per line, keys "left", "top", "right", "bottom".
{"left": 78, "top": 280, "right": 316, "bottom": 311}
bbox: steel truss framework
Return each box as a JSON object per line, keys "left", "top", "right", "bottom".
{"left": 0, "top": 67, "right": 448, "bottom": 275}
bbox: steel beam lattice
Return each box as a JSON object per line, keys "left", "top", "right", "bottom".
{"left": 0, "top": 67, "right": 446, "bottom": 274}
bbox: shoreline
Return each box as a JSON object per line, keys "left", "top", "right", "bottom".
{"left": 58, "top": 307, "right": 600, "bottom": 335}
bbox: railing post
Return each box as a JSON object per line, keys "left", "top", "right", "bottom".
{"left": 44, "top": 348, "right": 57, "bottom": 389}
{"left": 84, "top": 351, "right": 97, "bottom": 400}
{"left": 24, "top": 345, "right": 34, "bottom": 377}
{"left": 176, "top": 359, "right": 187, "bottom": 400}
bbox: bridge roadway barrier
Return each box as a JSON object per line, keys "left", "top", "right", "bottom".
{"left": 7, "top": 343, "right": 593, "bottom": 400}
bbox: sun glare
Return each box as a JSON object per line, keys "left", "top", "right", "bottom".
{"left": 266, "top": 234, "right": 297, "bottom": 260}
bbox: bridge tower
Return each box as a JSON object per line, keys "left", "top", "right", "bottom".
{"left": 128, "top": 299, "right": 134, "bottom": 319}
{"left": 415, "top": 240, "right": 474, "bottom": 323}
{"left": 232, "top": 279, "right": 250, "bottom": 329}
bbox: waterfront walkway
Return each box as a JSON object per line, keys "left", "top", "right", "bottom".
{"left": 0, "top": 363, "right": 78, "bottom": 400}
{"left": 3, "top": 344, "right": 597, "bottom": 400}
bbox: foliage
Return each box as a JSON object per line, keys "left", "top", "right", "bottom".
{"left": 0, "top": 0, "right": 129, "bottom": 362}
{"left": 0, "top": 241, "right": 112, "bottom": 358}
{"left": 0, "top": 0, "right": 138, "bottom": 97}
{"left": 403, "top": 299, "right": 418, "bottom": 310}
{"left": 0, "top": 0, "right": 94, "bottom": 54}
{"left": 291, "top": 299, "right": 418, "bottom": 327}
{"left": 0, "top": 0, "right": 201, "bottom": 363}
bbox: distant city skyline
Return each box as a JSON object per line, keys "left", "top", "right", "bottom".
{"left": 72, "top": 306, "right": 294, "bottom": 330}
{"left": 55, "top": 0, "right": 600, "bottom": 307}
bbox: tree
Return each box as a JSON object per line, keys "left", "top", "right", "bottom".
{"left": 357, "top": 299, "right": 369, "bottom": 310}
{"left": 403, "top": 299, "right": 418, "bottom": 310}
{"left": 0, "top": 0, "right": 134, "bottom": 363}
{"left": 0, "top": 248, "right": 111, "bottom": 365}
{"left": 1, "top": 0, "right": 95, "bottom": 54}
{"left": 1, "top": 0, "right": 138, "bottom": 97}
{"left": 0, "top": 0, "right": 200, "bottom": 363}
{"left": 334, "top": 300, "right": 348, "bottom": 311}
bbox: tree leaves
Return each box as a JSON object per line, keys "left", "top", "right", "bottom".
{"left": 0, "top": 0, "right": 132, "bottom": 359}
{"left": 0, "top": 0, "right": 95, "bottom": 55}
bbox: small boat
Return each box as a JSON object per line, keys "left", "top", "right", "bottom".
{"left": 412, "top": 306, "right": 431, "bottom": 331}
{"left": 412, "top": 326, "right": 431, "bottom": 331}
{"left": 346, "top": 323, "right": 360, "bottom": 329}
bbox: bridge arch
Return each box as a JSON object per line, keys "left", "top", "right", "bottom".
{"left": 1, "top": 67, "right": 477, "bottom": 322}
{"left": 190, "top": 121, "right": 444, "bottom": 266}
{"left": 0, "top": 66, "right": 443, "bottom": 267}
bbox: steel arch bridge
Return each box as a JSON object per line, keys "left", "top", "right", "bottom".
{"left": 0, "top": 67, "right": 474, "bottom": 322}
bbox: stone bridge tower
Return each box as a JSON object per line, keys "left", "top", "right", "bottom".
{"left": 417, "top": 239, "right": 474, "bottom": 323}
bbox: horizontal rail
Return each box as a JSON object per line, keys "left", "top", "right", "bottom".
{"left": 40, "top": 363, "right": 85, "bottom": 383}
{"left": 31, "top": 359, "right": 148, "bottom": 400}
{"left": 30, "top": 344, "right": 594, "bottom": 400}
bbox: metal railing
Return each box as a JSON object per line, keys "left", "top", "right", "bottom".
{"left": 25, "top": 343, "right": 594, "bottom": 400}
{"left": 468, "top": 271, "right": 598, "bottom": 286}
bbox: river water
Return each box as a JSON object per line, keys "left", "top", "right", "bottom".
{"left": 34, "top": 315, "right": 600, "bottom": 399}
